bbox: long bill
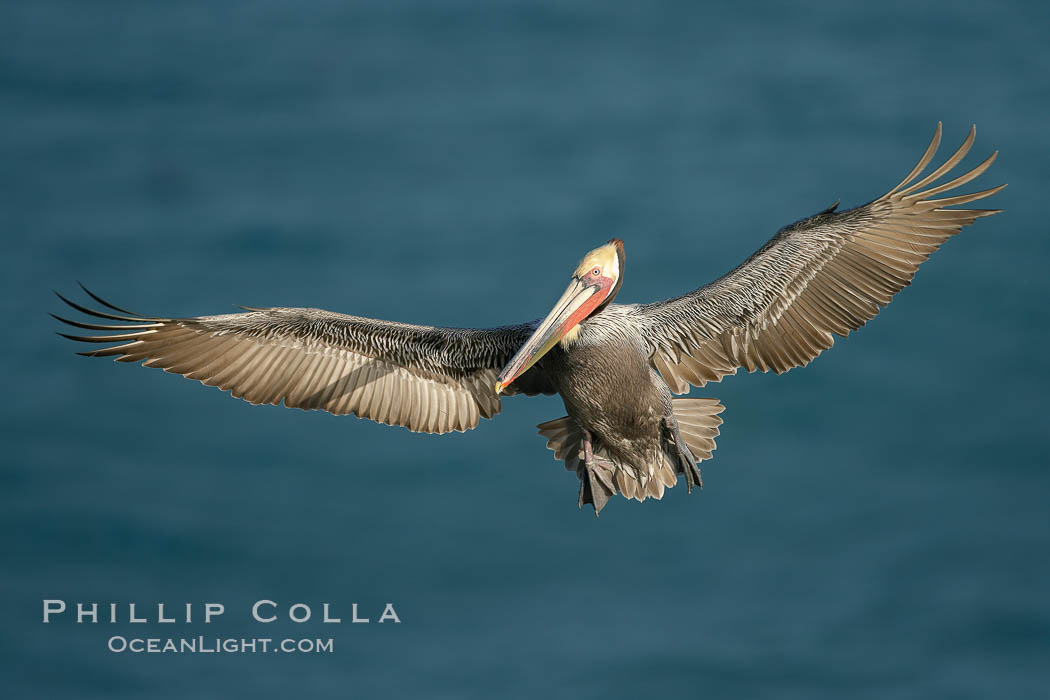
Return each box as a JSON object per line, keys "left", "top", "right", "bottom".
{"left": 494, "top": 276, "right": 604, "bottom": 394}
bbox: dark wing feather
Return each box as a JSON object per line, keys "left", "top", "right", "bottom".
{"left": 55, "top": 290, "right": 552, "bottom": 434}
{"left": 635, "top": 123, "right": 1005, "bottom": 393}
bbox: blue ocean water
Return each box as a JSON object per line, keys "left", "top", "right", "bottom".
{"left": 2, "top": 1, "right": 1048, "bottom": 698}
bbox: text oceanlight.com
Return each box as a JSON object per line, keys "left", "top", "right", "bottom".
{"left": 107, "top": 636, "right": 334, "bottom": 654}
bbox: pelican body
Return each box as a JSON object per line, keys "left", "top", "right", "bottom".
{"left": 55, "top": 125, "right": 1004, "bottom": 514}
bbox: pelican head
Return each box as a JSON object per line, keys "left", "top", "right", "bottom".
{"left": 495, "top": 239, "right": 625, "bottom": 394}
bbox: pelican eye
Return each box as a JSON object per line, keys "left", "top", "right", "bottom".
{"left": 591, "top": 267, "right": 601, "bottom": 277}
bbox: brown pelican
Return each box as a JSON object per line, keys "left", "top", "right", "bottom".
{"left": 55, "top": 124, "right": 1003, "bottom": 514}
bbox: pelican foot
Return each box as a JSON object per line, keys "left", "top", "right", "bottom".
{"left": 578, "top": 429, "right": 617, "bottom": 515}
{"left": 662, "top": 416, "right": 702, "bottom": 493}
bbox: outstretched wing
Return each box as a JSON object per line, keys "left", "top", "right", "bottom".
{"left": 54, "top": 287, "right": 553, "bottom": 434}
{"left": 635, "top": 123, "right": 1005, "bottom": 393}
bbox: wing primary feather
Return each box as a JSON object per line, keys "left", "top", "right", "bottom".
{"left": 897, "top": 124, "right": 976, "bottom": 197}
{"left": 902, "top": 151, "right": 998, "bottom": 203}
{"left": 55, "top": 291, "right": 154, "bottom": 323}
{"left": 58, "top": 330, "right": 158, "bottom": 343}
{"left": 919, "top": 184, "right": 1007, "bottom": 209}
{"left": 77, "top": 341, "right": 143, "bottom": 358}
{"left": 77, "top": 282, "right": 147, "bottom": 317}
{"left": 887, "top": 122, "right": 942, "bottom": 194}
{"left": 50, "top": 313, "right": 163, "bottom": 331}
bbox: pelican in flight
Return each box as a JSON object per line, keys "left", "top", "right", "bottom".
{"left": 55, "top": 124, "right": 1003, "bottom": 514}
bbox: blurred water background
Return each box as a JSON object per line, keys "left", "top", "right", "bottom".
{"left": 2, "top": 1, "right": 1048, "bottom": 698}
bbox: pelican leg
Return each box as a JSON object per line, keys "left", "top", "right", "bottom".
{"left": 663, "top": 416, "right": 702, "bottom": 492}
{"left": 579, "top": 428, "right": 616, "bottom": 515}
